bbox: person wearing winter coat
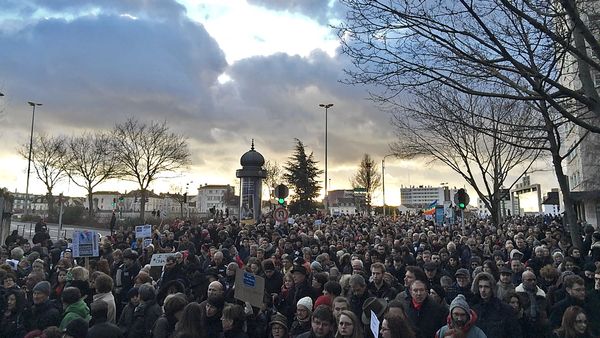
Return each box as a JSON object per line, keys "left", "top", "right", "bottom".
{"left": 435, "top": 294, "right": 487, "bottom": 338}
{"left": 128, "top": 284, "right": 163, "bottom": 338}
{"left": 402, "top": 280, "right": 448, "bottom": 338}
{"left": 60, "top": 286, "right": 92, "bottom": 330}
{"left": 152, "top": 293, "right": 188, "bottom": 338}
{"left": 118, "top": 287, "right": 139, "bottom": 336}
{"left": 26, "top": 281, "right": 62, "bottom": 331}
{"left": 515, "top": 271, "right": 550, "bottom": 336}
{"left": 470, "top": 272, "right": 522, "bottom": 338}
{"left": 0, "top": 289, "right": 27, "bottom": 338}
{"left": 87, "top": 300, "right": 124, "bottom": 338}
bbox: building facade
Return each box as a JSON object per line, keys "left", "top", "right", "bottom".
{"left": 400, "top": 185, "right": 459, "bottom": 209}
{"left": 196, "top": 184, "right": 235, "bottom": 213}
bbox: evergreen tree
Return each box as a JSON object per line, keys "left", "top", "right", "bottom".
{"left": 283, "top": 139, "right": 323, "bottom": 215}
{"left": 351, "top": 154, "right": 381, "bottom": 214}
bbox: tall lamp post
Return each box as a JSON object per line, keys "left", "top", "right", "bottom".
{"left": 382, "top": 154, "right": 395, "bottom": 217}
{"left": 319, "top": 103, "right": 333, "bottom": 214}
{"left": 25, "top": 101, "right": 42, "bottom": 216}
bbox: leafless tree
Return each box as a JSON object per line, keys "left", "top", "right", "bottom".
{"left": 64, "top": 132, "right": 121, "bottom": 217}
{"left": 264, "top": 160, "right": 283, "bottom": 198}
{"left": 338, "top": 0, "right": 598, "bottom": 247}
{"left": 338, "top": 0, "right": 600, "bottom": 132}
{"left": 18, "top": 133, "right": 67, "bottom": 217}
{"left": 111, "top": 118, "right": 191, "bottom": 221}
{"left": 390, "top": 88, "right": 543, "bottom": 226}
{"left": 351, "top": 154, "right": 382, "bottom": 214}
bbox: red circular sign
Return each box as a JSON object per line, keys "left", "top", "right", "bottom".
{"left": 273, "top": 207, "right": 289, "bottom": 222}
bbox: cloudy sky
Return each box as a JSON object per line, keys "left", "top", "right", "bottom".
{"left": 0, "top": 0, "right": 557, "bottom": 206}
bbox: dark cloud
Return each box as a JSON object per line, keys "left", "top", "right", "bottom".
{"left": 25, "top": 0, "right": 187, "bottom": 20}
{"left": 0, "top": 14, "right": 227, "bottom": 129}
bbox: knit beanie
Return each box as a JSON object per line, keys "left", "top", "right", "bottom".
{"left": 450, "top": 294, "right": 471, "bottom": 318}
{"left": 314, "top": 295, "right": 332, "bottom": 309}
{"left": 33, "top": 281, "right": 51, "bottom": 296}
{"left": 297, "top": 296, "right": 313, "bottom": 311}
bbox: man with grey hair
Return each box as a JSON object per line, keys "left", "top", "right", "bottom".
{"left": 515, "top": 270, "right": 550, "bottom": 336}
{"left": 471, "top": 272, "right": 522, "bottom": 338}
{"left": 348, "top": 274, "right": 372, "bottom": 320}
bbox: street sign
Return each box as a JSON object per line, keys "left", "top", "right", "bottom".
{"left": 273, "top": 207, "right": 289, "bottom": 222}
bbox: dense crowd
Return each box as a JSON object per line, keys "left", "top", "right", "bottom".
{"left": 1, "top": 212, "right": 600, "bottom": 338}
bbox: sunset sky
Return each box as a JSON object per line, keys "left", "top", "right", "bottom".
{"left": 0, "top": 0, "right": 557, "bottom": 206}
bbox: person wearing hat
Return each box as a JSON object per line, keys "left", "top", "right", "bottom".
{"left": 423, "top": 262, "right": 442, "bottom": 289}
{"left": 496, "top": 266, "right": 515, "bottom": 301}
{"left": 361, "top": 297, "right": 387, "bottom": 329}
{"left": 270, "top": 312, "right": 289, "bottom": 338}
{"left": 290, "top": 296, "right": 313, "bottom": 337}
{"left": 263, "top": 258, "right": 284, "bottom": 296}
{"left": 445, "top": 269, "right": 475, "bottom": 304}
{"left": 283, "top": 264, "right": 312, "bottom": 320}
{"left": 436, "top": 294, "right": 486, "bottom": 338}
{"left": 27, "top": 280, "right": 61, "bottom": 331}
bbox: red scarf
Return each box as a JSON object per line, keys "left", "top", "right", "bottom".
{"left": 412, "top": 298, "right": 423, "bottom": 311}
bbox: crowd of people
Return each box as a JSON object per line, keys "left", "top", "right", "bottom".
{"left": 1, "top": 211, "right": 600, "bottom": 338}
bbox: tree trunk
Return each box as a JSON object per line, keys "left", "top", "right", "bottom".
{"left": 551, "top": 149, "right": 582, "bottom": 249}
{"left": 46, "top": 192, "right": 55, "bottom": 220}
{"left": 490, "top": 199, "right": 502, "bottom": 228}
{"left": 140, "top": 189, "right": 146, "bottom": 222}
{"left": 87, "top": 187, "right": 94, "bottom": 217}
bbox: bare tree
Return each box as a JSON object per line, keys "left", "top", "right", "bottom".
{"left": 111, "top": 118, "right": 191, "bottom": 221}
{"left": 264, "top": 160, "right": 283, "bottom": 198}
{"left": 167, "top": 185, "right": 187, "bottom": 219}
{"left": 338, "top": 0, "right": 595, "bottom": 247}
{"left": 390, "top": 88, "right": 543, "bottom": 226}
{"left": 337, "top": 0, "right": 600, "bottom": 133}
{"left": 351, "top": 154, "right": 382, "bottom": 214}
{"left": 18, "top": 133, "right": 67, "bottom": 218}
{"left": 64, "top": 132, "right": 121, "bottom": 217}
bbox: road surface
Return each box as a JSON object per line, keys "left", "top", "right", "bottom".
{"left": 10, "top": 221, "right": 111, "bottom": 241}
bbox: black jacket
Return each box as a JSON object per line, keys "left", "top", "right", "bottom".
{"left": 471, "top": 296, "right": 523, "bottom": 338}
{"left": 88, "top": 321, "right": 125, "bottom": 338}
{"left": 27, "top": 299, "right": 61, "bottom": 331}
{"left": 128, "top": 300, "right": 163, "bottom": 338}
{"left": 403, "top": 296, "right": 448, "bottom": 338}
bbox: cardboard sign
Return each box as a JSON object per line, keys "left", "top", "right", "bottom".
{"left": 150, "top": 253, "right": 176, "bottom": 266}
{"left": 234, "top": 269, "right": 265, "bottom": 308}
{"left": 72, "top": 230, "right": 99, "bottom": 258}
{"left": 370, "top": 310, "right": 380, "bottom": 338}
{"left": 135, "top": 225, "right": 152, "bottom": 239}
{"left": 143, "top": 238, "right": 153, "bottom": 248}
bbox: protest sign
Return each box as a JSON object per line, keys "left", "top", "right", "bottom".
{"left": 234, "top": 269, "right": 265, "bottom": 308}
{"left": 135, "top": 224, "right": 152, "bottom": 239}
{"left": 150, "top": 253, "right": 176, "bottom": 266}
{"left": 149, "top": 253, "right": 176, "bottom": 281}
{"left": 370, "top": 310, "right": 380, "bottom": 338}
{"left": 143, "top": 238, "right": 153, "bottom": 248}
{"left": 72, "top": 230, "right": 99, "bottom": 258}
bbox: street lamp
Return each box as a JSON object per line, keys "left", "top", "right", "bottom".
{"left": 319, "top": 103, "right": 333, "bottom": 214}
{"left": 25, "top": 101, "right": 42, "bottom": 216}
{"left": 382, "top": 154, "right": 395, "bottom": 216}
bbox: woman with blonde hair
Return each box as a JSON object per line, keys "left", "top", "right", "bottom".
{"left": 335, "top": 310, "right": 363, "bottom": 338}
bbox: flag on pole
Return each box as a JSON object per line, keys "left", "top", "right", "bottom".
{"left": 423, "top": 200, "right": 437, "bottom": 215}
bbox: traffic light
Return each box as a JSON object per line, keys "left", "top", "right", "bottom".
{"left": 456, "top": 188, "right": 468, "bottom": 209}
{"left": 274, "top": 184, "right": 289, "bottom": 206}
